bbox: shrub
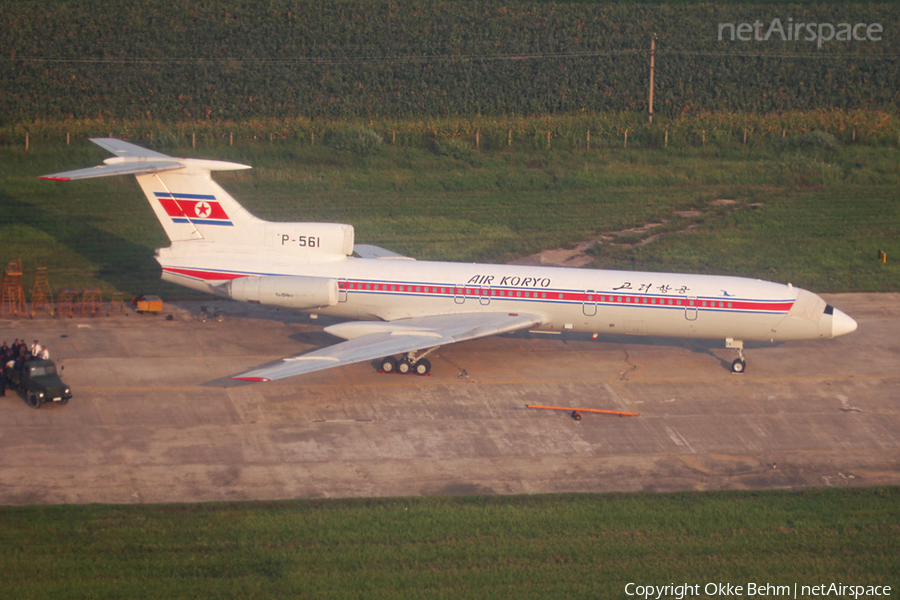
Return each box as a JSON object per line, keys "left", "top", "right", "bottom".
{"left": 327, "top": 128, "right": 383, "bottom": 157}
{"left": 779, "top": 130, "right": 839, "bottom": 152}
{"left": 432, "top": 137, "right": 476, "bottom": 160}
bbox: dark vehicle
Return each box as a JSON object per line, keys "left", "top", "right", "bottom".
{"left": 3, "top": 359, "right": 72, "bottom": 409}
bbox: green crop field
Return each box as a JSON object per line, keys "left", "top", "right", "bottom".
{"left": 1, "top": 135, "right": 898, "bottom": 296}
{"left": 1, "top": 488, "right": 898, "bottom": 599}
{"left": 1, "top": 1, "right": 898, "bottom": 122}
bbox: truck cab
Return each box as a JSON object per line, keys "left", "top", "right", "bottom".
{"left": 4, "top": 359, "right": 72, "bottom": 409}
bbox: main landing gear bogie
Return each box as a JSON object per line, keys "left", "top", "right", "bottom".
{"left": 379, "top": 356, "right": 432, "bottom": 376}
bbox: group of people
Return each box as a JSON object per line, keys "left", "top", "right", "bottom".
{"left": 1, "top": 339, "right": 50, "bottom": 397}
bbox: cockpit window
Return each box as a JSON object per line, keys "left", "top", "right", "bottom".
{"left": 824, "top": 305, "right": 834, "bottom": 315}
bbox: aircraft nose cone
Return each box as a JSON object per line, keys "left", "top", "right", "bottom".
{"left": 832, "top": 308, "right": 858, "bottom": 337}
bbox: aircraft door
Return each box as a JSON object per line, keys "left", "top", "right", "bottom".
{"left": 583, "top": 290, "right": 597, "bottom": 316}
{"left": 685, "top": 296, "right": 698, "bottom": 321}
{"left": 480, "top": 285, "right": 491, "bottom": 306}
{"left": 338, "top": 278, "right": 348, "bottom": 303}
{"left": 454, "top": 285, "right": 466, "bottom": 304}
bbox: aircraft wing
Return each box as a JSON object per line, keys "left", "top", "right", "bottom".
{"left": 232, "top": 311, "right": 546, "bottom": 382}
{"left": 353, "top": 244, "right": 414, "bottom": 260}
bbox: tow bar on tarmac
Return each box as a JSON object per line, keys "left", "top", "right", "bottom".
{"left": 525, "top": 404, "right": 640, "bottom": 421}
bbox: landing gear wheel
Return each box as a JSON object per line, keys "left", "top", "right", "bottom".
{"left": 571, "top": 411, "right": 582, "bottom": 421}
{"left": 380, "top": 357, "right": 398, "bottom": 373}
{"left": 397, "top": 359, "right": 413, "bottom": 374}
{"left": 731, "top": 358, "right": 746, "bottom": 374}
{"left": 413, "top": 358, "right": 431, "bottom": 375}
{"left": 27, "top": 392, "right": 42, "bottom": 409}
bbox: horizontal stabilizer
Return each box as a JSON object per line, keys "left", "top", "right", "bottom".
{"left": 39, "top": 138, "right": 251, "bottom": 181}
{"left": 39, "top": 160, "right": 185, "bottom": 181}
{"left": 89, "top": 138, "right": 176, "bottom": 159}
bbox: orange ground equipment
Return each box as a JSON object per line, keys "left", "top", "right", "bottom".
{"left": 525, "top": 404, "right": 640, "bottom": 421}
{"left": 134, "top": 295, "right": 163, "bottom": 313}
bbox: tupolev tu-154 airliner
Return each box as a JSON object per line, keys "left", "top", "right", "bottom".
{"left": 41, "top": 138, "right": 857, "bottom": 381}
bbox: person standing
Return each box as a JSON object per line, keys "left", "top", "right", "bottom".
{"left": 0, "top": 342, "right": 7, "bottom": 397}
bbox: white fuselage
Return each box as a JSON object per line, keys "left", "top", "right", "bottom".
{"left": 40, "top": 141, "right": 858, "bottom": 380}
{"left": 157, "top": 244, "right": 847, "bottom": 343}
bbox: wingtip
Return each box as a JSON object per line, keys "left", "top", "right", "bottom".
{"left": 38, "top": 176, "right": 70, "bottom": 181}
{"left": 231, "top": 376, "right": 271, "bottom": 382}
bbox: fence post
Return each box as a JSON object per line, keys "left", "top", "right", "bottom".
{"left": 476, "top": 130, "right": 480, "bottom": 150}
{"left": 66, "top": 132, "right": 70, "bottom": 145}
{"left": 508, "top": 130, "right": 512, "bottom": 147}
{"left": 665, "top": 129, "right": 668, "bottom": 148}
{"left": 546, "top": 131, "right": 551, "bottom": 150}
{"left": 624, "top": 129, "right": 628, "bottom": 149}
{"left": 230, "top": 132, "right": 234, "bottom": 146}
{"left": 192, "top": 133, "right": 196, "bottom": 149}
{"left": 586, "top": 130, "right": 590, "bottom": 150}
{"left": 25, "top": 132, "right": 29, "bottom": 151}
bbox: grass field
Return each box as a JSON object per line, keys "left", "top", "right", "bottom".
{"left": 3, "top": 139, "right": 899, "bottom": 597}
{"left": 2, "top": 138, "right": 897, "bottom": 297}
{"left": 1, "top": 488, "right": 897, "bottom": 599}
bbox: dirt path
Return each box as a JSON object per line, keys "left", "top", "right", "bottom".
{"left": 508, "top": 200, "right": 738, "bottom": 267}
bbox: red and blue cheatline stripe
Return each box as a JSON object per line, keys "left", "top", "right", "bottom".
{"left": 162, "top": 267, "right": 795, "bottom": 315}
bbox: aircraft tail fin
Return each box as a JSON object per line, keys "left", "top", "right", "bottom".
{"left": 40, "top": 138, "right": 257, "bottom": 243}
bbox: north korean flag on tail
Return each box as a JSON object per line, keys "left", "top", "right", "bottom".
{"left": 155, "top": 192, "right": 233, "bottom": 226}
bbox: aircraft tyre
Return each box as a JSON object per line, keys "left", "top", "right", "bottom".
{"left": 27, "top": 392, "right": 42, "bottom": 409}
{"left": 397, "top": 359, "right": 413, "bottom": 374}
{"left": 413, "top": 359, "right": 431, "bottom": 375}
{"left": 572, "top": 411, "right": 582, "bottom": 421}
{"left": 731, "top": 358, "right": 746, "bottom": 374}
{"left": 380, "top": 357, "right": 398, "bottom": 373}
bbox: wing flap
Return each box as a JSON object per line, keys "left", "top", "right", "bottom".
{"left": 232, "top": 311, "right": 545, "bottom": 382}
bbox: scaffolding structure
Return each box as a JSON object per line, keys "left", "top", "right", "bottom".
{"left": 81, "top": 287, "right": 103, "bottom": 317}
{"left": 31, "top": 265, "right": 55, "bottom": 317}
{"left": 109, "top": 292, "right": 126, "bottom": 315}
{"left": 57, "top": 288, "right": 79, "bottom": 318}
{"left": 1, "top": 259, "right": 28, "bottom": 318}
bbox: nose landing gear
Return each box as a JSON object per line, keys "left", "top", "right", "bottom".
{"left": 726, "top": 338, "right": 746, "bottom": 374}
